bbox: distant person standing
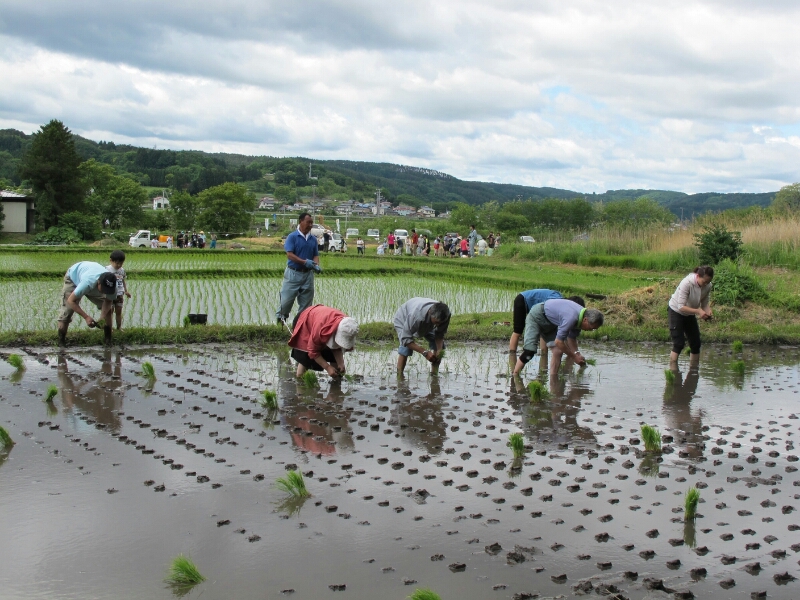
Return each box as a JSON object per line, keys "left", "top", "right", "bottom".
{"left": 668, "top": 265, "right": 714, "bottom": 365}
{"left": 106, "top": 250, "right": 131, "bottom": 332}
{"left": 210, "top": 233, "right": 217, "bottom": 249}
{"left": 323, "top": 230, "right": 331, "bottom": 252}
{"left": 476, "top": 237, "right": 487, "bottom": 256}
{"left": 487, "top": 232, "right": 495, "bottom": 256}
{"left": 356, "top": 237, "right": 365, "bottom": 255}
{"left": 387, "top": 232, "right": 396, "bottom": 254}
{"left": 276, "top": 212, "right": 321, "bottom": 326}
{"left": 468, "top": 224, "right": 478, "bottom": 258}
{"left": 460, "top": 236, "right": 468, "bottom": 257}
{"left": 411, "top": 229, "right": 419, "bottom": 255}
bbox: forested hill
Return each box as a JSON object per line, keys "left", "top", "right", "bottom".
{"left": 0, "top": 127, "right": 776, "bottom": 215}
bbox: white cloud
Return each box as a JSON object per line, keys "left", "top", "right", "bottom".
{"left": 1, "top": 1, "right": 799, "bottom": 193}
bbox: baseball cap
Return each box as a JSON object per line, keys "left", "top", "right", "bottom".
{"left": 334, "top": 317, "right": 359, "bottom": 350}
{"left": 99, "top": 272, "right": 117, "bottom": 296}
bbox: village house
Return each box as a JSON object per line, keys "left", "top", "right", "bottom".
{"left": 152, "top": 195, "right": 169, "bottom": 210}
{"left": 0, "top": 190, "right": 35, "bottom": 233}
{"left": 417, "top": 206, "right": 436, "bottom": 218}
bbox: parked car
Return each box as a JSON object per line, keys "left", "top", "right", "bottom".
{"left": 345, "top": 228, "right": 359, "bottom": 239}
{"left": 129, "top": 230, "right": 169, "bottom": 248}
{"left": 367, "top": 228, "right": 380, "bottom": 240}
{"left": 329, "top": 232, "right": 347, "bottom": 252}
{"left": 519, "top": 235, "right": 536, "bottom": 243}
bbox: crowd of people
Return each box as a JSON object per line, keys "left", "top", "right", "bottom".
{"left": 375, "top": 226, "right": 500, "bottom": 258}
{"left": 175, "top": 231, "right": 217, "bottom": 249}
{"left": 58, "top": 212, "right": 715, "bottom": 380}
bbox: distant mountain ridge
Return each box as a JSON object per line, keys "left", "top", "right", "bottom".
{"left": 0, "top": 127, "right": 776, "bottom": 215}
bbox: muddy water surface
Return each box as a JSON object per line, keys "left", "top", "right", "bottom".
{"left": 0, "top": 342, "right": 798, "bottom": 600}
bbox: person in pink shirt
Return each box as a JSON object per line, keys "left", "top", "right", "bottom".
{"left": 288, "top": 305, "right": 359, "bottom": 378}
{"left": 387, "top": 233, "right": 396, "bottom": 253}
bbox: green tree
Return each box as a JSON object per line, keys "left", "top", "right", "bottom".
{"left": 449, "top": 203, "right": 479, "bottom": 229}
{"left": 80, "top": 160, "right": 146, "bottom": 228}
{"left": 168, "top": 190, "right": 200, "bottom": 231}
{"left": 771, "top": 182, "right": 800, "bottom": 213}
{"left": 600, "top": 197, "right": 674, "bottom": 226}
{"left": 495, "top": 212, "right": 530, "bottom": 235}
{"left": 694, "top": 224, "right": 742, "bottom": 265}
{"left": 19, "top": 120, "right": 86, "bottom": 229}
{"left": 196, "top": 182, "right": 256, "bottom": 233}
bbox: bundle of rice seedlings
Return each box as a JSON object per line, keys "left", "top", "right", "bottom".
{"left": 165, "top": 554, "right": 206, "bottom": 586}
{"left": 732, "top": 340, "right": 743, "bottom": 353}
{"left": 584, "top": 358, "right": 596, "bottom": 366}
{"left": 528, "top": 380, "right": 549, "bottom": 403}
{"left": 141, "top": 362, "right": 156, "bottom": 379}
{"left": 0, "top": 425, "right": 14, "bottom": 448}
{"left": 260, "top": 389, "right": 278, "bottom": 409}
{"left": 44, "top": 384, "right": 58, "bottom": 403}
{"left": 731, "top": 360, "right": 745, "bottom": 376}
{"left": 409, "top": 589, "right": 442, "bottom": 600}
{"left": 301, "top": 370, "right": 319, "bottom": 387}
{"left": 684, "top": 487, "right": 700, "bottom": 520}
{"left": 664, "top": 369, "right": 675, "bottom": 384}
{"left": 7, "top": 354, "right": 24, "bottom": 371}
{"left": 508, "top": 432, "right": 525, "bottom": 458}
{"left": 275, "top": 470, "right": 310, "bottom": 498}
{"left": 640, "top": 424, "right": 662, "bottom": 453}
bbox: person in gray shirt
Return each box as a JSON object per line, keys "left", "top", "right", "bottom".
{"left": 512, "top": 298, "right": 604, "bottom": 375}
{"left": 393, "top": 298, "right": 450, "bottom": 375}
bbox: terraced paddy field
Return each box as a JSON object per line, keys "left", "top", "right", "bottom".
{"left": 1, "top": 342, "right": 798, "bottom": 599}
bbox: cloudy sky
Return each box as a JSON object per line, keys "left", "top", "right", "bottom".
{"left": 1, "top": 1, "right": 799, "bottom": 193}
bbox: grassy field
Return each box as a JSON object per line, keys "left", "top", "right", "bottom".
{"left": 0, "top": 240, "right": 797, "bottom": 347}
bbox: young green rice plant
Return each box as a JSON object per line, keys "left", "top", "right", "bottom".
{"left": 260, "top": 389, "right": 278, "bottom": 410}
{"left": 0, "top": 425, "right": 14, "bottom": 448}
{"left": 165, "top": 554, "right": 206, "bottom": 587}
{"left": 508, "top": 432, "right": 525, "bottom": 459}
{"left": 664, "top": 369, "right": 675, "bottom": 384}
{"left": 408, "top": 589, "right": 442, "bottom": 600}
{"left": 640, "top": 424, "right": 662, "bottom": 453}
{"left": 301, "top": 370, "right": 319, "bottom": 388}
{"left": 684, "top": 487, "right": 700, "bottom": 520}
{"left": 732, "top": 340, "right": 743, "bottom": 353}
{"left": 44, "top": 384, "right": 58, "bottom": 403}
{"left": 275, "top": 470, "right": 310, "bottom": 498}
{"left": 7, "top": 353, "right": 24, "bottom": 370}
{"left": 141, "top": 361, "right": 156, "bottom": 379}
{"left": 731, "top": 359, "right": 745, "bottom": 376}
{"left": 528, "top": 380, "right": 549, "bottom": 403}
{"left": 584, "top": 358, "right": 596, "bottom": 366}
{"left": 183, "top": 315, "right": 191, "bottom": 327}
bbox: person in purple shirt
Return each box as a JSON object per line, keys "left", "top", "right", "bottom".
{"left": 512, "top": 298, "right": 603, "bottom": 375}
{"left": 509, "top": 289, "right": 585, "bottom": 353}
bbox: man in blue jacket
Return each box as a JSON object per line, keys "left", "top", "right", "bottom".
{"left": 276, "top": 212, "right": 321, "bottom": 326}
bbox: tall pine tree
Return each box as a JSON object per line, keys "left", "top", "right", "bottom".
{"left": 19, "top": 120, "right": 86, "bottom": 229}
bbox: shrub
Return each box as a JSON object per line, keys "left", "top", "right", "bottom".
{"left": 693, "top": 224, "right": 742, "bottom": 264}
{"left": 712, "top": 259, "right": 765, "bottom": 306}
{"left": 32, "top": 226, "right": 82, "bottom": 245}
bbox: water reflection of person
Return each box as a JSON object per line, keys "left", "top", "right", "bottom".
{"left": 662, "top": 365, "right": 703, "bottom": 457}
{"left": 280, "top": 376, "right": 354, "bottom": 455}
{"left": 393, "top": 376, "right": 447, "bottom": 454}
{"left": 57, "top": 349, "right": 124, "bottom": 432}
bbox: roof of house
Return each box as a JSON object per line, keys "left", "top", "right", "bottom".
{"left": 1, "top": 190, "right": 30, "bottom": 200}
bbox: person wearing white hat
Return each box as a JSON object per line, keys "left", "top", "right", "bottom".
{"left": 288, "top": 305, "right": 359, "bottom": 378}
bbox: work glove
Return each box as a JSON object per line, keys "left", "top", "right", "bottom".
{"left": 305, "top": 259, "right": 321, "bottom": 273}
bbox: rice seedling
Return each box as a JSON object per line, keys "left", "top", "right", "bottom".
{"left": 732, "top": 340, "right": 743, "bottom": 353}
{"left": 584, "top": 358, "right": 596, "bottom": 366}
{"left": 684, "top": 487, "right": 700, "bottom": 520}
{"left": 141, "top": 361, "right": 156, "bottom": 379}
{"left": 183, "top": 315, "right": 191, "bottom": 327}
{"left": 664, "top": 369, "right": 675, "bottom": 384}
{"left": 508, "top": 432, "right": 525, "bottom": 458}
{"left": 275, "top": 470, "right": 310, "bottom": 498}
{"left": 528, "top": 380, "right": 549, "bottom": 403}
{"left": 640, "top": 424, "right": 662, "bottom": 453}
{"left": 7, "top": 353, "right": 25, "bottom": 370}
{"left": 260, "top": 389, "right": 278, "bottom": 409}
{"left": 301, "top": 370, "right": 319, "bottom": 387}
{"left": 731, "top": 360, "right": 745, "bottom": 376}
{"left": 44, "top": 384, "right": 58, "bottom": 403}
{"left": 165, "top": 554, "right": 206, "bottom": 587}
{"left": 408, "top": 589, "right": 442, "bottom": 600}
{"left": 0, "top": 425, "right": 14, "bottom": 448}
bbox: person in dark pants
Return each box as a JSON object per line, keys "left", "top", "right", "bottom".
{"left": 668, "top": 265, "right": 714, "bottom": 365}
{"left": 509, "top": 289, "right": 585, "bottom": 353}
{"left": 288, "top": 304, "right": 359, "bottom": 378}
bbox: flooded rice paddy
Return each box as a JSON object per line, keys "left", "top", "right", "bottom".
{"left": 1, "top": 342, "right": 799, "bottom": 600}
{"left": 0, "top": 278, "right": 513, "bottom": 332}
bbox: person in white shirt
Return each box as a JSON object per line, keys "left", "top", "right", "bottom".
{"left": 668, "top": 265, "right": 714, "bottom": 365}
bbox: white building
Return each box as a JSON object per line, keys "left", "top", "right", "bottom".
{"left": 0, "top": 190, "right": 35, "bottom": 233}
{"left": 152, "top": 195, "right": 169, "bottom": 210}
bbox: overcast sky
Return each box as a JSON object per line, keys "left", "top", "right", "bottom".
{"left": 1, "top": 1, "right": 798, "bottom": 193}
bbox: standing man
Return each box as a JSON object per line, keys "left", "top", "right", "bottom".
{"left": 468, "top": 224, "right": 478, "bottom": 258}
{"left": 323, "top": 230, "right": 331, "bottom": 252}
{"left": 276, "top": 212, "right": 321, "bottom": 327}
{"left": 411, "top": 229, "right": 419, "bottom": 256}
{"left": 512, "top": 298, "right": 603, "bottom": 375}
{"left": 393, "top": 298, "right": 450, "bottom": 375}
{"left": 487, "top": 232, "right": 495, "bottom": 256}
{"left": 57, "top": 261, "right": 118, "bottom": 347}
